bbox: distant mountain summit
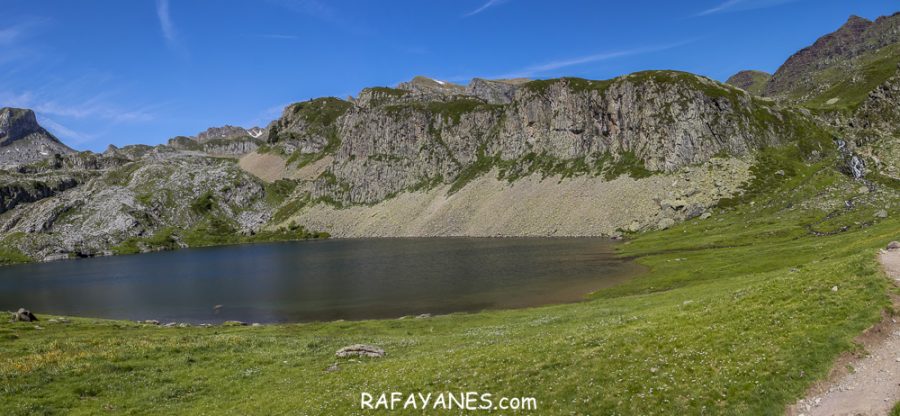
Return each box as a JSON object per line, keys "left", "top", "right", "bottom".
{"left": 725, "top": 70, "right": 771, "bottom": 95}
{"left": 393, "top": 75, "right": 530, "bottom": 104}
{"left": 765, "top": 13, "right": 900, "bottom": 102}
{"left": 196, "top": 125, "right": 264, "bottom": 142}
{"left": 166, "top": 124, "right": 265, "bottom": 155}
{"left": 724, "top": 12, "right": 900, "bottom": 110}
{"left": 0, "top": 108, "right": 74, "bottom": 168}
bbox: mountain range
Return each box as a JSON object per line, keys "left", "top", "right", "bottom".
{"left": 0, "top": 12, "right": 897, "bottom": 263}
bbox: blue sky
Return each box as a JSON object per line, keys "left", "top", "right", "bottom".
{"left": 1, "top": 0, "right": 897, "bottom": 151}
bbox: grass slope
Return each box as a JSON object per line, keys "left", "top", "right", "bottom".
{"left": 1, "top": 163, "right": 898, "bottom": 414}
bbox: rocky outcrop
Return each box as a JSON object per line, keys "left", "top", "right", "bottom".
{"left": 725, "top": 70, "right": 771, "bottom": 95}
{"left": 854, "top": 65, "right": 900, "bottom": 133}
{"left": 466, "top": 78, "right": 528, "bottom": 104}
{"left": 196, "top": 125, "right": 257, "bottom": 142}
{"left": 0, "top": 175, "right": 79, "bottom": 214}
{"left": 168, "top": 135, "right": 262, "bottom": 156}
{"left": 166, "top": 125, "right": 264, "bottom": 156}
{"left": 848, "top": 65, "right": 900, "bottom": 177}
{"left": 0, "top": 149, "right": 272, "bottom": 261}
{"left": 0, "top": 108, "right": 74, "bottom": 168}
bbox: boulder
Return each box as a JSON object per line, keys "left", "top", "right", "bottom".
{"left": 657, "top": 218, "right": 676, "bottom": 230}
{"left": 336, "top": 344, "right": 385, "bottom": 358}
{"left": 887, "top": 241, "right": 900, "bottom": 251}
{"left": 875, "top": 210, "right": 889, "bottom": 218}
{"left": 12, "top": 308, "right": 37, "bottom": 322}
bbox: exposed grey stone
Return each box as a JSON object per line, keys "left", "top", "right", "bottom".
{"left": 657, "top": 218, "right": 676, "bottom": 230}
{"left": 336, "top": 344, "right": 385, "bottom": 358}
{"left": 12, "top": 308, "right": 37, "bottom": 322}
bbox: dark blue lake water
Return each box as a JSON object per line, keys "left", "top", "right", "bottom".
{"left": 0, "top": 238, "right": 642, "bottom": 323}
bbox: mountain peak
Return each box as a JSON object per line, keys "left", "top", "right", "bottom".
{"left": 764, "top": 12, "right": 899, "bottom": 99}
{"left": 0, "top": 107, "right": 74, "bottom": 168}
{"left": 725, "top": 70, "right": 771, "bottom": 95}
{"left": 1, "top": 107, "right": 48, "bottom": 146}
{"left": 838, "top": 14, "right": 873, "bottom": 34}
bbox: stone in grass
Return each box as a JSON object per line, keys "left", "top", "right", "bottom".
{"left": 657, "top": 218, "right": 676, "bottom": 230}
{"left": 887, "top": 241, "right": 900, "bottom": 251}
{"left": 874, "top": 210, "right": 888, "bottom": 219}
{"left": 12, "top": 308, "right": 38, "bottom": 322}
{"left": 336, "top": 344, "right": 385, "bottom": 358}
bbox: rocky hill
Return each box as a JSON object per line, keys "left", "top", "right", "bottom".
{"left": 725, "top": 70, "right": 771, "bottom": 95}
{"left": 0, "top": 108, "right": 74, "bottom": 169}
{"left": 729, "top": 13, "right": 900, "bottom": 110}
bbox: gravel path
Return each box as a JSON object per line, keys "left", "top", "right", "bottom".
{"left": 789, "top": 247, "right": 900, "bottom": 416}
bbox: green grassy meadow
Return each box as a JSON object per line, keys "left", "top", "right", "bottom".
{"left": 1, "top": 161, "right": 898, "bottom": 415}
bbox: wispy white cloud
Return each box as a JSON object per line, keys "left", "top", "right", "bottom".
{"left": 696, "top": 0, "right": 801, "bottom": 16}
{"left": 257, "top": 34, "right": 300, "bottom": 40}
{"left": 0, "top": 19, "right": 47, "bottom": 46}
{"left": 0, "top": 89, "right": 157, "bottom": 124}
{"left": 265, "top": 0, "right": 371, "bottom": 36}
{"left": 490, "top": 40, "right": 695, "bottom": 79}
{"left": 156, "top": 0, "right": 176, "bottom": 42}
{"left": 0, "top": 25, "right": 27, "bottom": 46}
{"left": 38, "top": 116, "right": 99, "bottom": 144}
{"left": 155, "top": 0, "right": 188, "bottom": 55}
{"left": 267, "top": 0, "right": 338, "bottom": 22}
{"left": 463, "top": 0, "right": 511, "bottom": 17}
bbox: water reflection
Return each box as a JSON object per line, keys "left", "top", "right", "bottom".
{"left": 0, "top": 238, "right": 643, "bottom": 323}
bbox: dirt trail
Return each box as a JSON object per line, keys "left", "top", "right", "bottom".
{"left": 789, "top": 247, "right": 900, "bottom": 416}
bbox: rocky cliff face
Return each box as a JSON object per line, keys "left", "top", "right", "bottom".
{"left": 260, "top": 71, "right": 826, "bottom": 206}
{"left": 0, "top": 108, "right": 74, "bottom": 168}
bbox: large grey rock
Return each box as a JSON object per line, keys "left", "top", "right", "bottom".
{"left": 657, "top": 218, "right": 676, "bottom": 230}
{"left": 12, "top": 308, "right": 37, "bottom": 322}
{"left": 336, "top": 344, "right": 385, "bottom": 358}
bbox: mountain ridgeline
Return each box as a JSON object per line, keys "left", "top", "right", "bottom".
{"left": 258, "top": 70, "right": 827, "bottom": 206}
{"left": 0, "top": 12, "right": 898, "bottom": 263}
{"left": 727, "top": 12, "right": 900, "bottom": 110}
